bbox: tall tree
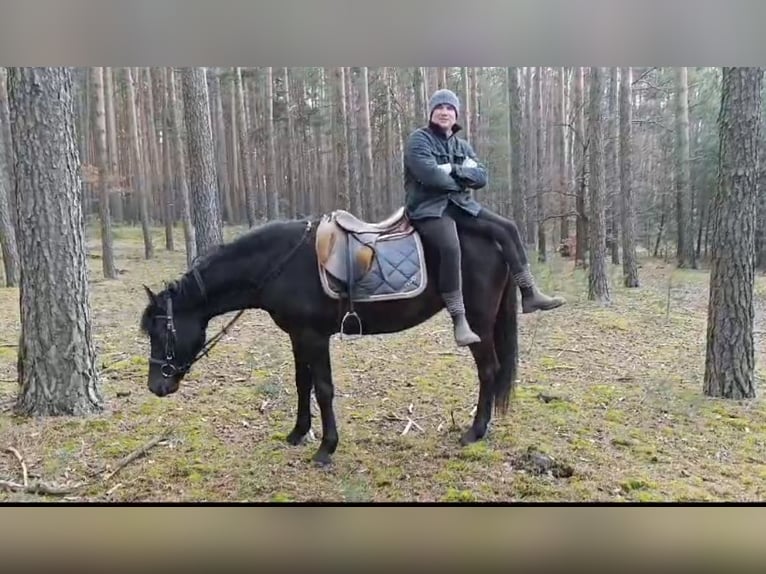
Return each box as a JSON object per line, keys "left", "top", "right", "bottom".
{"left": 0, "top": 68, "right": 19, "bottom": 287}
{"left": 234, "top": 68, "right": 256, "bottom": 225}
{"left": 619, "top": 67, "right": 640, "bottom": 287}
{"left": 123, "top": 67, "right": 154, "bottom": 259}
{"left": 356, "top": 67, "right": 374, "bottom": 218}
{"left": 507, "top": 67, "right": 525, "bottom": 232}
{"left": 8, "top": 67, "right": 102, "bottom": 416}
{"left": 182, "top": 67, "right": 224, "bottom": 258}
{"left": 574, "top": 67, "right": 588, "bottom": 266}
{"left": 587, "top": 67, "right": 610, "bottom": 302}
{"left": 703, "top": 67, "right": 763, "bottom": 399}
{"left": 90, "top": 67, "right": 116, "bottom": 279}
{"left": 606, "top": 67, "right": 620, "bottom": 264}
{"left": 167, "top": 67, "right": 196, "bottom": 268}
{"left": 675, "top": 67, "right": 695, "bottom": 268}
{"left": 264, "top": 67, "right": 279, "bottom": 219}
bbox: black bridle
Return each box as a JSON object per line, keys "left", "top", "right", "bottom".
{"left": 149, "top": 221, "right": 313, "bottom": 379}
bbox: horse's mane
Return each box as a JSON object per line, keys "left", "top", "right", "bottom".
{"left": 140, "top": 218, "right": 312, "bottom": 334}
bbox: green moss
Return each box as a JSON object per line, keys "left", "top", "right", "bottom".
{"left": 442, "top": 488, "right": 476, "bottom": 502}
{"left": 620, "top": 478, "right": 654, "bottom": 492}
{"left": 458, "top": 442, "right": 501, "bottom": 462}
{"left": 271, "top": 492, "right": 295, "bottom": 502}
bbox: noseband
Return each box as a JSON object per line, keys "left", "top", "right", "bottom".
{"left": 149, "top": 221, "right": 313, "bottom": 379}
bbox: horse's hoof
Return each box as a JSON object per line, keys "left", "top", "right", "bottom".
{"left": 311, "top": 450, "right": 333, "bottom": 467}
{"left": 460, "top": 427, "right": 484, "bottom": 446}
{"left": 286, "top": 428, "right": 308, "bottom": 446}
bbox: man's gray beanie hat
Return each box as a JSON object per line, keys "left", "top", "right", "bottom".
{"left": 429, "top": 89, "right": 460, "bottom": 119}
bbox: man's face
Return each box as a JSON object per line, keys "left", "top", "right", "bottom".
{"left": 430, "top": 103, "right": 457, "bottom": 132}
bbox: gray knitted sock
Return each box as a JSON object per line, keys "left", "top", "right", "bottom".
{"left": 442, "top": 290, "right": 466, "bottom": 317}
{"left": 513, "top": 266, "right": 535, "bottom": 289}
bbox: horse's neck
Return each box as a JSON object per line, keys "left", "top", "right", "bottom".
{"left": 192, "top": 256, "right": 267, "bottom": 322}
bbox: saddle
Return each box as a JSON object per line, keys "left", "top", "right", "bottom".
{"left": 315, "top": 207, "right": 428, "bottom": 336}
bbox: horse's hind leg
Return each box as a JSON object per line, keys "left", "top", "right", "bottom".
{"left": 461, "top": 339, "right": 500, "bottom": 445}
{"left": 286, "top": 331, "right": 313, "bottom": 446}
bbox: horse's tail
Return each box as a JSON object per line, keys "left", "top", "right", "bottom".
{"left": 493, "top": 272, "right": 519, "bottom": 417}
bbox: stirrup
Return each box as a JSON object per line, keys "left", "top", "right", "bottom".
{"left": 340, "top": 311, "right": 363, "bottom": 341}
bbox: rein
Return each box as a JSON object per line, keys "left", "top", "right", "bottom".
{"left": 150, "top": 221, "right": 313, "bottom": 378}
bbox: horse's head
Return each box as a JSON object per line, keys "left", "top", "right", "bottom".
{"left": 140, "top": 285, "right": 207, "bottom": 397}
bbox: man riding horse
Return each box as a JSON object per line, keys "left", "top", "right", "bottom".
{"left": 404, "top": 88, "right": 566, "bottom": 346}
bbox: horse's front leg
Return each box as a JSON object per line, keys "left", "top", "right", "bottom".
{"left": 286, "top": 331, "right": 313, "bottom": 446}
{"left": 295, "top": 332, "right": 338, "bottom": 465}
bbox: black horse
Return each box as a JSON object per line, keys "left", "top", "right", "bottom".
{"left": 140, "top": 212, "right": 519, "bottom": 465}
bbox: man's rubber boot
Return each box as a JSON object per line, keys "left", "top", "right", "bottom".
{"left": 514, "top": 266, "right": 567, "bottom": 313}
{"left": 442, "top": 290, "right": 481, "bottom": 346}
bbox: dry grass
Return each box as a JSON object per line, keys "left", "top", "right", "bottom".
{"left": 1, "top": 224, "right": 765, "bottom": 502}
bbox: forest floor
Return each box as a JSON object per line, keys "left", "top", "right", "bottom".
{"left": 1, "top": 224, "right": 766, "bottom": 503}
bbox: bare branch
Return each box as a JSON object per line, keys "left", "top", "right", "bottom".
{"left": 5, "top": 447, "right": 28, "bottom": 487}
{"left": 631, "top": 67, "right": 657, "bottom": 86}
{"left": 101, "top": 427, "right": 175, "bottom": 482}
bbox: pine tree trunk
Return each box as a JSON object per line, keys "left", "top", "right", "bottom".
{"left": 534, "top": 68, "right": 546, "bottom": 261}
{"left": 283, "top": 68, "right": 297, "bottom": 218}
{"left": 0, "top": 68, "right": 19, "bottom": 287}
{"left": 619, "top": 67, "right": 640, "bottom": 287}
{"left": 143, "top": 68, "right": 163, "bottom": 246}
{"left": 357, "top": 67, "right": 375, "bottom": 218}
{"left": 7, "top": 67, "right": 102, "bottom": 416}
{"left": 206, "top": 69, "right": 231, "bottom": 225}
{"left": 606, "top": 67, "right": 620, "bottom": 265}
{"left": 674, "top": 67, "right": 695, "bottom": 268}
{"left": 345, "top": 68, "right": 361, "bottom": 215}
{"left": 383, "top": 68, "right": 395, "bottom": 214}
{"left": 461, "top": 68, "right": 471, "bottom": 140}
{"left": 558, "top": 67, "right": 569, "bottom": 242}
{"left": 167, "top": 67, "right": 196, "bottom": 267}
{"left": 587, "top": 67, "right": 610, "bottom": 301}
{"left": 182, "top": 67, "right": 224, "bottom": 257}
{"left": 90, "top": 67, "right": 116, "bottom": 279}
{"left": 123, "top": 67, "right": 154, "bottom": 259}
{"left": 507, "top": 67, "right": 525, "bottom": 233}
{"left": 264, "top": 67, "right": 279, "bottom": 219}
{"left": 703, "top": 67, "right": 763, "bottom": 399}
{"left": 234, "top": 68, "right": 256, "bottom": 225}
{"left": 0, "top": 69, "right": 14, "bottom": 188}
{"left": 103, "top": 67, "right": 123, "bottom": 222}
{"left": 574, "top": 67, "right": 587, "bottom": 265}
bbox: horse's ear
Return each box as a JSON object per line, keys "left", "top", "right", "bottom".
{"left": 143, "top": 284, "right": 158, "bottom": 305}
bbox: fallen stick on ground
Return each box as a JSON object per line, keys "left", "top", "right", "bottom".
{"left": 0, "top": 426, "right": 176, "bottom": 497}
{"left": 5, "top": 447, "right": 28, "bottom": 487}
{"left": 0, "top": 479, "right": 80, "bottom": 496}
{"left": 101, "top": 426, "right": 176, "bottom": 482}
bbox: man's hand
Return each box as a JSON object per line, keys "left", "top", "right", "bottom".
{"left": 437, "top": 163, "right": 452, "bottom": 174}
{"left": 462, "top": 157, "right": 478, "bottom": 168}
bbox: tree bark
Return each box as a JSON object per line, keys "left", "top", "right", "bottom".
{"left": 619, "top": 67, "right": 640, "bottom": 287}
{"left": 507, "top": 67, "right": 525, "bottom": 233}
{"left": 7, "top": 67, "right": 102, "bottom": 416}
{"left": 606, "top": 67, "right": 620, "bottom": 265}
{"left": 167, "top": 67, "right": 196, "bottom": 267}
{"left": 123, "top": 67, "right": 154, "bottom": 259}
{"left": 587, "top": 67, "right": 610, "bottom": 301}
{"left": 90, "top": 67, "right": 116, "bottom": 279}
{"left": 264, "top": 67, "right": 279, "bottom": 219}
{"left": 182, "top": 67, "right": 224, "bottom": 258}
{"left": 0, "top": 68, "right": 20, "bottom": 287}
{"left": 356, "top": 67, "right": 374, "bottom": 219}
{"left": 703, "top": 67, "right": 763, "bottom": 399}
{"left": 674, "top": 67, "right": 695, "bottom": 268}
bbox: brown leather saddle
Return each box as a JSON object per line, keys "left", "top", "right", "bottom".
{"left": 315, "top": 207, "right": 427, "bottom": 337}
